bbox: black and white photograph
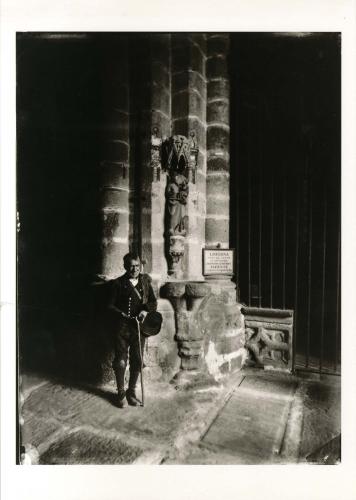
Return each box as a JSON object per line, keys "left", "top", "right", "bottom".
{"left": 1, "top": 1, "right": 356, "bottom": 499}
{"left": 16, "top": 30, "right": 341, "bottom": 465}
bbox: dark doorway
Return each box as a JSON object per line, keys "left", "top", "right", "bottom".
{"left": 230, "top": 33, "right": 341, "bottom": 374}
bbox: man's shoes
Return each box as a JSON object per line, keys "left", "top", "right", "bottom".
{"left": 126, "top": 389, "right": 142, "bottom": 406}
{"left": 116, "top": 390, "right": 127, "bottom": 408}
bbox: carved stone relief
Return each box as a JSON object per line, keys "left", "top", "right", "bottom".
{"left": 242, "top": 307, "right": 294, "bottom": 372}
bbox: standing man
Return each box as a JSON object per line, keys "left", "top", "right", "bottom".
{"left": 108, "top": 253, "right": 157, "bottom": 408}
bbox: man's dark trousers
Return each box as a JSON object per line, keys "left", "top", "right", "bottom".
{"left": 112, "top": 318, "right": 145, "bottom": 392}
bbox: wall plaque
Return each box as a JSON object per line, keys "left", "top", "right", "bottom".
{"left": 203, "top": 248, "right": 235, "bottom": 276}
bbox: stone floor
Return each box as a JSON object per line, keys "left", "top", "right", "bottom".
{"left": 19, "top": 368, "right": 341, "bottom": 465}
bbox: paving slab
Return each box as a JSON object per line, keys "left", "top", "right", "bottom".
{"left": 39, "top": 429, "right": 143, "bottom": 465}
{"left": 200, "top": 374, "right": 297, "bottom": 463}
{"left": 19, "top": 368, "right": 341, "bottom": 465}
{"left": 299, "top": 378, "right": 341, "bottom": 461}
{"left": 20, "top": 372, "right": 244, "bottom": 465}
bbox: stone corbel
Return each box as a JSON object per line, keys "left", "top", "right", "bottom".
{"left": 161, "top": 281, "right": 211, "bottom": 382}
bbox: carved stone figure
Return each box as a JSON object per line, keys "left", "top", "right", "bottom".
{"left": 153, "top": 132, "right": 198, "bottom": 278}
{"left": 166, "top": 173, "right": 189, "bottom": 236}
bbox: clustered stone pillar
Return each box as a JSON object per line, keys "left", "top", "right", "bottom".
{"left": 171, "top": 34, "right": 207, "bottom": 280}
{"left": 138, "top": 35, "right": 171, "bottom": 281}
{"left": 98, "top": 38, "right": 130, "bottom": 280}
{"left": 206, "top": 34, "right": 230, "bottom": 250}
{"left": 94, "top": 34, "right": 246, "bottom": 386}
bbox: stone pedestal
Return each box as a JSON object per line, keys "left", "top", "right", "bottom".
{"left": 162, "top": 280, "right": 246, "bottom": 387}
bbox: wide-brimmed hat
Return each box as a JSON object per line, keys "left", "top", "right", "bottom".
{"left": 141, "top": 311, "right": 163, "bottom": 337}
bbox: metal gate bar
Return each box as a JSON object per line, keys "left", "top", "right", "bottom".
{"left": 282, "top": 174, "right": 287, "bottom": 309}
{"left": 306, "top": 168, "right": 313, "bottom": 369}
{"left": 320, "top": 182, "right": 327, "bottom": 374}
{"left": 335, "top": 228, "right": 340, "bottom": 372}
{"left": 247, "top": 119, "right": 252, "bottom": 307}
{"left": 292, "top": 176, "right": 300, "bottom": 373}
{"left": 270, "top": 176, "right": 274, "bottom": 308}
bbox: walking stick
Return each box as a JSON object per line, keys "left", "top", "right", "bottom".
{"left": 136, "top": 317, "right": 145, "bottom": 407}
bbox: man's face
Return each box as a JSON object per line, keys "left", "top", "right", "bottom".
{"left": 127, "top": 258, "right": 141, "bottom": 278}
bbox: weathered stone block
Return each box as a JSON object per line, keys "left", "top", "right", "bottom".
{"left": 207, "top": 155, "right": 229, "bottom": 172}
{"left": 140, "top": 211, "right": 153, "bottom": 233}
{"left": 142, "top": 365, "right": 163, "bottom": 381}
{"left": 151, "top": 86, "right": 170, "bottom": 115}
{"left": 151, "top": 60, "right": 170, "bottom": 89}
{"left": 101, "top": 210, "right": 129, "bottom": 240}
{"left": 179, "top": 340, "right": 204, "bottom": 356}
{"left": 241, "top": 307, "right": 293, "bottom": 323}
{"left": 230, "top": 353, "right": 244, "bottom": 371}
{"left": 102, "top": 111, "right": 129, "bottom": 140}
{"left": 199, "top": 295, "right": 226, "bottom": 338}
{"left": 140, "top": 242, "right": 152, "bottom": 271}
{"left": 103, "top": 83, "right": 129, "bottom": 113}
{"left": 172, "top": 39, "right": 205, "bottom": 76}
{"left": 219, "top": 361, "right": 230, "bottom": 374}
{"left": 189, "top": 71, "right": 207, "bottom": 99}
{"left": 207, "top": 35, "right": 230, "bottom": 56}
{"left": 175, "top": 311, "right": 190, "bottom": 339}
{"left": 189, "top": 34, "right": 207, "bottom": 54}
{"left": 214, "top": 335, "right": 244, "bottom": 355}
{"left": 172, "top": 71, "right": 189, "bottom": 96}
{"left": 100, "top": 188, "right": 129, "bottom": 209}
{"left": 189, "top": 44, "right": 205, "bottom": 75}
{"left": 144, "top": 345, "right": 160, "bottom": 366}
{"left": 197, "top": 153, "right": 207, "bottom": 175}
{"left": 208, "top": 79, "right": 230, "bottom": 100}
{"left": 206, "top": 195, "right": 229, "bottom": 216}
{"left": 207, "top": 99, "right": 229, "bottom": 125}
{"left": 171, "top": 33, "right": 189, "bottom": 50}
{"left": 151, "top": 110, "right": 171, "bottom": 137}
{"left": 181, "top": 356, "right": 200, "bottom": 371}
{"left": 192, "top": 91, "right": 205, "bottom": 119}
{"left": 205, "top": 218, "right": 229, "bottom": 244}
{"left": 101, "top": 162, "right": 129, "bottom": 189}
{"left": 206, "top": 56, "right": 228, "bottom": 79}
{"left": 172, "top": 45, "right": 190, "bottom": 73}
{"left": 104, "top": 141, "right": 129, "bottom": 163}
{"left": 161, "top": 282, "right": 186, "bottom": 298}
{"left": 172, "top": 91, "right": 189, "bottom": 119}
{"left": 173, "top": 70, "right": 206, "bottom": 100}
{"left": 185, "top": 282, "right": 211, "bottom": 297}
{"left": 150, "top": 35, "right": 171, "bottom": 60}
{"left": 206, "top": 174, "right": 229, "bottom": 196}
{"left": 207, "top": 125, "right": 229, "bottom": 151}
{"left": 187, "top": 118, "right": 206, "bottom": 149}
{"left": 172, "top": 117, "right": 189, "bottom": 136}
{"left": 101, "top": 241, "right": 128, "bottom": 278}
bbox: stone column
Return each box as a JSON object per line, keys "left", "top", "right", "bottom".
{"left": 206, "top": 34, "right": 230, "bottom": 250}
{"left": 145, "top": 35, "right": 171, "bottom": 281}
{"left": 171, "top": 34, "right": 207, "bottom": 280}
{"left": 98, "top": 36, "right": 130, "bottom": 280}
{"left": 130, "top": 34, "right": 171, "bottom": 281}
{"left": 129, "top": 35, "right": 178, "bottom": 382}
